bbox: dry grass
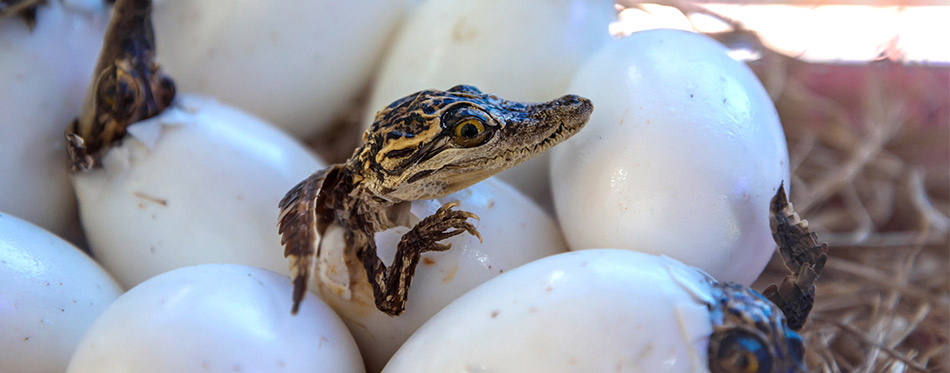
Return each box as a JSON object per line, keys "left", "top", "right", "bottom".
{"left": 743, "top": 30, "right": 949, "bottom": 373}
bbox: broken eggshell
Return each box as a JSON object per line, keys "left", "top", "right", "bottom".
{"left": 315, "top": 178, "right": 568, "bottom": 372}
{"left": 66, "top": 264, "right": 364, "bottom": 373}
{"left": 0, "top": 0, "right": 108, "bottom": 236}
{"left": 551, "top": 29, "right": 790, "bottom": 285}
{"left": 383, "top": 249, "right": 717, "bottom": 372}
{"left": 0, "top": 212, "right": 122, "bottom": 373}
{"left": 71, "top": 94, "right": 324, "bottom": 289}
{"left": 151, "top": 0, "right": 412, "bottom": 138}
{"left": 364, "top": 0, "right": 616, "bottom": 206}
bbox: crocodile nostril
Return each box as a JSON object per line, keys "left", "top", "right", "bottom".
{"left": 556, "top": 95, "right": 591, "bottom": 109}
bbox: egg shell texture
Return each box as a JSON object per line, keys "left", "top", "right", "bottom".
{"left": 151, "top": 0, "right": 411, "bottom": 138}
{"left": 0, "top": 1, "right": 108, "bottom": 236}
{"left": 72, "top": 95, "right": 324, "bottom": 288}
{"left": 317, "top": 178, "right": 568, "bottom": 372}
{"left": 384, "top": 249, "right": 716, "bottom": 372}
{"left": 0, "top": 213, "right": 122, "bottom": 373}
{"left": 365, "top": 0, "right": 616, "bottom": 206}
{"left": 65, "top": 264, "right": 364, "bottom": 373}
{"left": 551, "top": 29, "right": 790, "bottom": 285}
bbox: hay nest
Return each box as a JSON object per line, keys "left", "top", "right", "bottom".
{"left": 752, "top": 48, "right": 949, "bottom": 371}
{"left": 702, "top": 18, "right": 949, "bottom": 373}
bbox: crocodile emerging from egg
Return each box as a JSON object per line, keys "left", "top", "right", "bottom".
{"left": 384, "top": 184, "right": 826, "bottom": 373}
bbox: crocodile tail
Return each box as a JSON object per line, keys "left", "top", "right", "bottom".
{"left": 277, "top": 164, "right": 343, "bottom": 314}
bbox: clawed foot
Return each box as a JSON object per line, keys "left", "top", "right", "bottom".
{"left": 66, "top": 132, "right": 93, "bottom": 172}
{"left": 403, "top": 201, "right": 481, "bottom": 252}
{"left": 762, "top": 182, "right": 829, "bottom": 330}
{"left": 367, "top": 201, "right": 481, "bottom": 316}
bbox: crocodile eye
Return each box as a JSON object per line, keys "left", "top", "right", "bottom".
{"left": 451, "top": 119, "right": 490, "bottom": 147}
{"left": 711, "top": 331, "right": 772, "bottom": 373}
{"left": 97, "top": 68, "right": 140, "bottom": 118}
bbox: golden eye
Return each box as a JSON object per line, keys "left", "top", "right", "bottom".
{"left": 454, "top": 119, "right": 485, "bottom": 139}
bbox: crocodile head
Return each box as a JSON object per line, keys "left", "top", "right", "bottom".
{"left": 355, "top": 84, "right": 592, "bottom": 201}
{"left": 68, "top": 0, "right": 174, "bottom": 168}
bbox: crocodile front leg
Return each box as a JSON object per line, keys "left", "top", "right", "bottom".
{"left": 360, "top": 202, "right": 480, "bottom": 316}
{"left": 762, "top": 183, "right": 828, "bottom": 330}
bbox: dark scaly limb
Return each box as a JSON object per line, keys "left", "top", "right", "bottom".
{"left": 361, "top": 202, "right": 480, "bottom": 315}
{"left": 762, "top": 182, "right": 829, "bottom": 330}
{"left": 277, "top": 166, "right": 343, "bottom": 314}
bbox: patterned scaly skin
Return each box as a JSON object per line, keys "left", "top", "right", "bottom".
{"left": 707, "top": 184, "right": 827, "bottom": 373}
{"left": 65, "top": 0, "right": 175, "bottom": 171}
{"left": 278, "top": 85, "right": 593, "bottom": 316}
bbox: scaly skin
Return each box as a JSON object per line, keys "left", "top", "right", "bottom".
{"left": 279, "top": 85, "right": 593, "bottom": 316}
{"left": 65, "top": 0, "right": 174, "bottom": 171}
{"left": 707, "top": 183, "right": 828, "bottom": 373}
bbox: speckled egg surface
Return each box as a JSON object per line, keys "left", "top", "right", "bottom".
{"left": 152, "top": 0, "right": 412, "bottom": 138}
{"left": 66, "top": 264, "right": 364, "bottom": 373}
{"left": 0, "top": 0, "right": 108, "bottom": 236}
{"left": 72, "top": 95, "right": 324, "bottom": 288}
{"left": 0, "top": 212, "right": 122, "bottom": 373}
{"left": 384, "top": 249, "right": 717, "bottom": 372}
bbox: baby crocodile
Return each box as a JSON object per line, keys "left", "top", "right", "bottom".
{"left": 278, "top": 85, "right": 593, "bottom": 316}
{"left": 708, "top": 183, "right": 827, "bottom": 373}
{"left": 65, "top": 0, "right": 175, "bottom": 171}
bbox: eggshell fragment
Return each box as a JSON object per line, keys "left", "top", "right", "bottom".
{"left": 365, "top": 0, "right": 616, "bottom": 205}
{"left": 0, "top": 0, "right": 108, "bottom": 236}
{"left": 551, "top": 29, "right": 790, "bottom": 285}
{"left": 72, "top": 94, "right": 324, "bottom": 289}
{"left": 384, "top": 249, "right": 716, "bottom": 372}
{"left": 317, "top": 178, "right": 568, "bottom": 372}
{"left": 66, "top": 264, "right": 363, "bottom": 373}
{"left": 0, "top": 212, "right": 122, "bottom": 373}
{"left": 151, "top": 0, "right": 412, "bottom": 138}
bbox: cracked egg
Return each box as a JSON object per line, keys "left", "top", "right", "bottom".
{"left": 71, "top": 95, "right": 324, "bottom": 289}
{"left": 384, "top": 249, "right": 719, "bottom": 372}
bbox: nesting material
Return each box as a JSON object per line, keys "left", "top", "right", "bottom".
{"left": 748, "top": 39, "right": 949, "bottom": 372}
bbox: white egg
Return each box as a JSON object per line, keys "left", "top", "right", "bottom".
{"left": 315, "top": 178, "right": 567, "bottom": 372}
{"left": 72, "top": 94, "right": 324, "bottom": 289}
{"left": 0, "top": 212, "right": 122, "bottom": 373}
{"left": 365, "top": 0, "right": 616, "bottom": 205}
{"left": 150, "top": 0, "right": 412, "bottom": 138}
{"left": 0, "top": 0, "right": 108, "bottom": 236}
{"left": 384, "top": 249, "right": 717, "bottom": 372}
{"left": 66, "top": 264, "right": 363, "bottom": 373}
{"left": 551, "top": 29, "right": 790, "bottom": 285}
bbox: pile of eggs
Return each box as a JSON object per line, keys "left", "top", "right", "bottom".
{"left": 0, "top": 0, "right": 790, "bottom": 371}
